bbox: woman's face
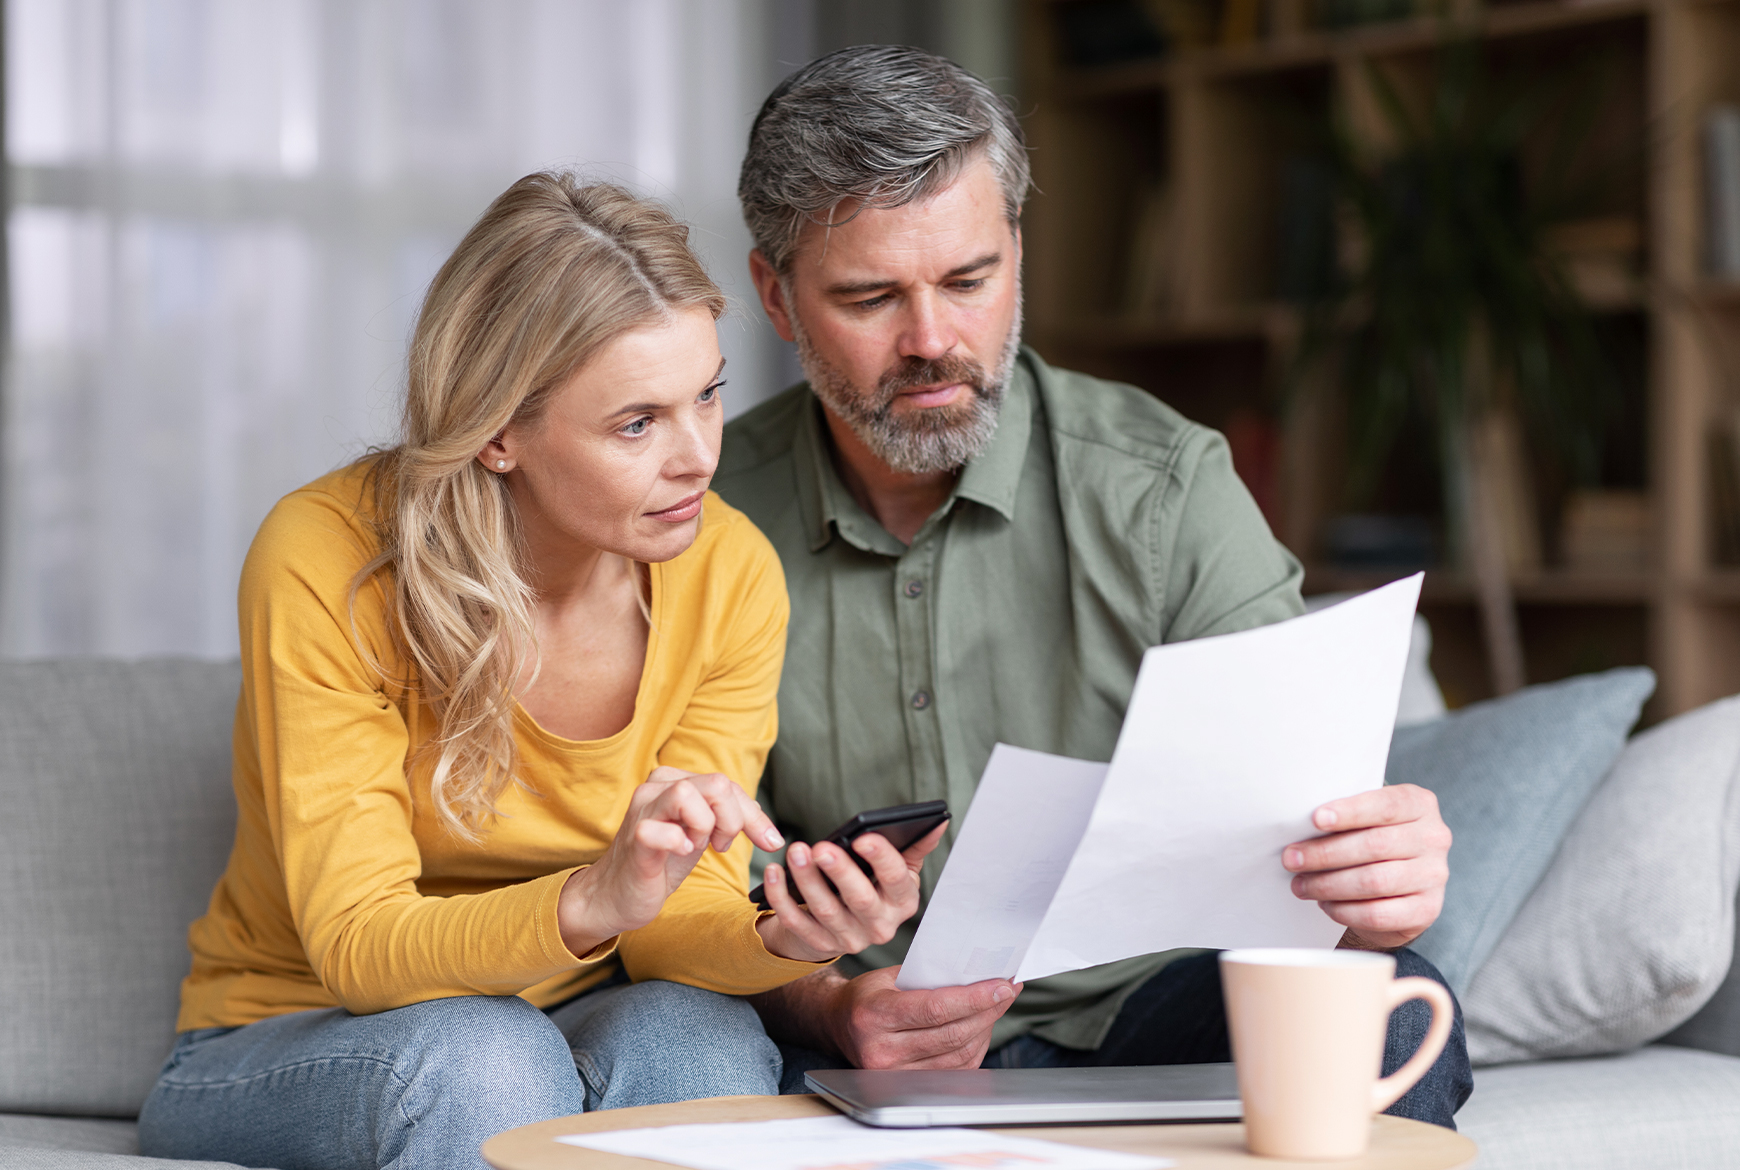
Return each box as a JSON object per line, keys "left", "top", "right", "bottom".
{"left": 486, "top": 306, "right": 725, "bottom": 569}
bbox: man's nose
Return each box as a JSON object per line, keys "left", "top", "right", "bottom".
{"left": 896, "top": 289, "right": 959, "bottom": 362}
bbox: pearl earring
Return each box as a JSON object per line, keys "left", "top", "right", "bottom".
{"left": 496, "top": 460, "right": 507, "bottom": 470}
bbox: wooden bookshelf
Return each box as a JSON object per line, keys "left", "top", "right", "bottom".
{"left": 1021, "top": 0, "right": 1740, "bottom": 716}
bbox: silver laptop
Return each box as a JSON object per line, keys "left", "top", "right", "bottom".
{"left": 806, "top": 1063, "right": 1243, "bottom": 1128}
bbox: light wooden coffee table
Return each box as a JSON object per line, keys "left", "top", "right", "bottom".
{"left": 482, "top": 1094, "right": 1476, "bottom": 1170}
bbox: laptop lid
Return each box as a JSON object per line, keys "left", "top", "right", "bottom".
{"left": 805, "top": 1063, "right": 1243, "bottom": 1129}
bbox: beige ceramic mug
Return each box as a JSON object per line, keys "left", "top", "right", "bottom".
{"left": 1220, "top": 948, "right": 1454, "bottom": 1160}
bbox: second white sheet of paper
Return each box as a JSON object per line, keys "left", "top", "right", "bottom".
{"left": 898, "top": 574, "right": 1422, "bottom": 990}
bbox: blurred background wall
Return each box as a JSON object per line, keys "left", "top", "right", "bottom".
{"left": 0, "top": 0, "right": 1018, "bottom": 658}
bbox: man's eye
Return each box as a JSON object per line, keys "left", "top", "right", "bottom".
{"left": 622, "top": 417, "right": 651, "bottom": 436}
{"left": 854, "top": 294, "right": 893, "bottom": 310}
{"left": 953, "top": 278, "right": 986, "bottom": 292}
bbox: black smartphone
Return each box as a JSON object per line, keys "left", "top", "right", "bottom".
{"left": 749, "top": 800, "right": 949, "bottom": 911}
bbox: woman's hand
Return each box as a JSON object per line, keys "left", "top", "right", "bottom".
{"left": 753, "top": 822, "right": 946, "bottom": 964}
{"left": 558, "top": 766, "right": 784, "bottom": 957}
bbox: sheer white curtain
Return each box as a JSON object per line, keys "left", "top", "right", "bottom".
{"left": 4, "top": 0, "right": 790, "bottom": 657}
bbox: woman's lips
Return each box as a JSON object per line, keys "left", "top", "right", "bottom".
{"left": 647, "top": 491, "right": 705, "bottom": 523}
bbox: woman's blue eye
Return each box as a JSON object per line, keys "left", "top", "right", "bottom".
{"left": 700, "top": 381, "right": 724, "bottom": 403}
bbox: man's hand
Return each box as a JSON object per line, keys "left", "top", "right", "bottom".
{"left": 752, "top": 965, "right": 1021, "bottom": 1069}
{"left": 755, "top": 822, "right": 945, "bottom": 964}
{"left": 1282, "top": 784, "right": 1451, "bottom": 951}
{"left": 833, "top": 967, "right": 1022, "bottom": 1069}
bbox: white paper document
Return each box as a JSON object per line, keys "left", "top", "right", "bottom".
{"left": 557, "top": 1115, "right": 1173, "bottom": 1170}
{"left": 899, "top": 575, "right": 1422, "bottom": 990}
{"left": 897, "top": 745, "right": 1110, "bottom": 989}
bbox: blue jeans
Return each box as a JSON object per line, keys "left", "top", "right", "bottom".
{"left": 779, "top": 949, "right": 1472, "bottom": 1129}
{"left": 138, "top": 978, "right": 781, "bottom": 1170}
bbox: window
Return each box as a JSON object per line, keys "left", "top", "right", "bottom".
{"left": 5, "top": 0, "right": 784, "bottom": 655}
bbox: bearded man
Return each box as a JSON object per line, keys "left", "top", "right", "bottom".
{"left": 713, "top": 45, "right": 1471, "bottom": 1126}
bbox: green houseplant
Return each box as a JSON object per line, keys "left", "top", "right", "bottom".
{"left": 1293, "top": 39, "right": 1622, "bottom": 695}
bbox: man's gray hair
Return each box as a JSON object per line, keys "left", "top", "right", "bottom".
{"left": 739, "top": 45, "right": 1031, "bottom": 274}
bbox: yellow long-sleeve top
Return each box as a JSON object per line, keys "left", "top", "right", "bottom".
{"left": 178, "top": 462, "right": 823, "bottom": 1031}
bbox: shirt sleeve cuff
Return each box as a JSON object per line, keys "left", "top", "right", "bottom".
{"left": 751, "top": 909, "right": 840, "bottom": 971}
{"left": 537, "top": 866, "right": 621, "bottom": 967}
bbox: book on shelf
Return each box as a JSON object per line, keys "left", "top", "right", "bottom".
{"left": 1266, "top": 0, "right": 1309, "bottom": 40}
{"left": 1219, "top": 0, "right": 1264, "bottom": 45}
{"left": 1544, "top": 216, "right": 1643, "bottom": 307}
{"left": 1151, "top": 0, "right": 1308, "bottom": 50}
{"left": 1321, "top": 514, "right": 1436, "bottom": 571}
{"left": 1223, "top": 408, "right": 1282, "bottom": 528}
{"left": 1275, "top": 155, "right": 1339, "bottom": 303}
{"left": 1054, "top": 0, "right": 1435, "bottom": 62}
{"left": 1560, "top": 490, "right": 1650, "bottom": 574}
{"left": 1053, "top": 0, "right": 1169, "bottom": 66}
{"left": 1122, "top": 181, "right": 1178, "bottom": 315}
{"left": 1710, "top": 409, "right": 1740, "bottom": 565}
{"left": 1707, "top": 104, "right": 1740, "bottom": 280}
{"left": 1317, "top": 0, "right": 1414, "bottom": 31}
{"left": 1150, "top": 0, "right": 1221, "bottom": 50}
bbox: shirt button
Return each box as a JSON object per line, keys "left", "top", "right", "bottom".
{"left": 911, "top": 689, "right": 932, "bottom": 711}
{"left": 904, "top": 579, "right": 924, "bottom": 599}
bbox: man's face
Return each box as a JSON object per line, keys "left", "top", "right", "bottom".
{"left": 754, "top": 155, "right": 1023, "bottom": 475}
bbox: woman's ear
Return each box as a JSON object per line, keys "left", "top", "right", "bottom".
{"left": 477, "top": 432, "right": 512, "bottom": 474}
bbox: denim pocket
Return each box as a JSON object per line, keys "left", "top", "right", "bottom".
{"left": 160, "top": 1026, "right": 238, "bottom": 1074}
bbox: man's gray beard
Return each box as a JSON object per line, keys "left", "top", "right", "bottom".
{"left": 790, "top": 294, "right": 1023, "bottom": 476}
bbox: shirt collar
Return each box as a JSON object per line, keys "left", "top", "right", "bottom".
{"left": 954, "top": 353, "right": 1033, "bottom": 522}
{"left": 792, "top": 396, "right": 840, "bottom": 554}
{"left": 790, "top": 351, "right": 1037, "bottom": 555}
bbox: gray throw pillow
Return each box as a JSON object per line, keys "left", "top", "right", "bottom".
{"left": 1386, "top": 667, "right": 1655, "bottom": 996}
{"left": 1462, "top": 694, "right": 1740, "bottom": 1065}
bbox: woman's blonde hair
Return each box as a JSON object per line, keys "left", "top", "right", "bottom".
{"left": 356, "top": 173, "right": 727, "bottom": 838}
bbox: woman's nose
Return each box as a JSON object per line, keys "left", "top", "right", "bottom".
{"left": 670, "top": 407, "right": 719, "bottom": 479}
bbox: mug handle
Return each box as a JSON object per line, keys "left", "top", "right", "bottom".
{"left": 1370, "top": 976, "right": 1454, "bottom": 1114}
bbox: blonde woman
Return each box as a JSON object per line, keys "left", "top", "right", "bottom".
{"left": 137, "top": 174, "right": 931, "bottom": 1170}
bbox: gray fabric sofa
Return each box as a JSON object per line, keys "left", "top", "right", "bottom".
{"left": 2, "top": 660, "right": 1739, "bottom": 1169}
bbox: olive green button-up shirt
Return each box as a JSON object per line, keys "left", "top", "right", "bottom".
{"left": 714, "top": 347, "right": 1304, "bottom": 1050}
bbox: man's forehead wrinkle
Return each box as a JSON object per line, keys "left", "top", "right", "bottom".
{"left": 826, "top": 208, "right": 1000, "bottom": 263}
{"left": 816, "top": 229, "right": 1003, "bottom": 286}
{"left": 944, "top": 252, "right": 1003, "bottom": 278}
{"left": 779, "top": 157, "right": 960, "bottom": 283}
{"left": 819, "top": 246, "right": 1001, "bottom": 297}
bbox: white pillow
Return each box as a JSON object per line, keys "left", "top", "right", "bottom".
{"left": 1462, "top": 695, "right": 1740, "bottom": 1065}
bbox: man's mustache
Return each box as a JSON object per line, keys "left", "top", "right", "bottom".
{"left": 873, "top": 355, "right": 987, "bottom": 407}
